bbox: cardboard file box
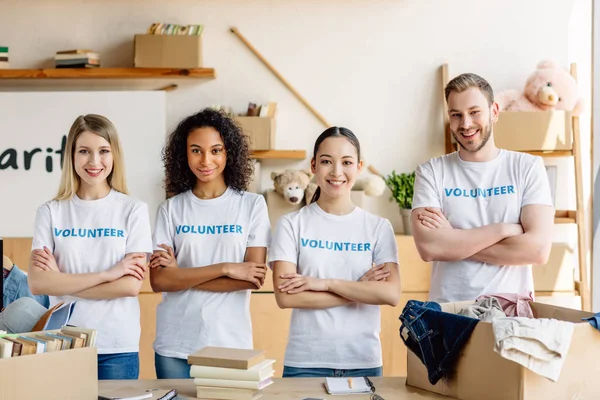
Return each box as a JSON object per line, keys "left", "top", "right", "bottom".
{"left": 0, "top": 346, "right": 98, "bottom": 400}
{"left": 406, "top": 301, "right": 600, "bottom": 400}
{"left": 237, "top": 117, "right": 276, "bottom": 151}
{"left": 493, "top": 111, "right": 572, "bottom": 151}
{"left": 134, "top": 34, "right": 203, "bottom": 68}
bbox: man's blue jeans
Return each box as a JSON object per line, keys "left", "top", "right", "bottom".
{"left": 3, "top": 265, "right": 49, "bottom": 309}
{"left": 282, "top": 366, "right": 382, "bottom": 378}
{"left": 399, "top": 300, "right": 478, "bottom": 385}
{"left": 155, "top": 353, "right": 191, "bottom": 379}
{"left": 98, "top": 352, "right": 139, "bottom": 380}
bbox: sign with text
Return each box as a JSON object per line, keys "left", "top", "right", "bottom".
{"left": 0, "top": 92, "right": 166, "bottom": 236}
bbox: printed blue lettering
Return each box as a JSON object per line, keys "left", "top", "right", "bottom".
{"left": 470, "top": 189, "right": 477, "bottom": 197}
{"left": 88, "top": 229, "right": 96, "bottom": 238}
{"left": 207, "top": 226, "right": 215, "bottom": 234}
{"left": 334, "top": 242, "right": 343, "bottom": 251}
{"left": 508, "top": 185, "right": 515, "bottom": 194}
{"left": 223, "top": 225, "right": 229, "bottom": 233}
{"left": 54, "top": 228, "right": 62, "bottom": 236}
{"left": 301, "top": 238, "right": 309, "bottom": 247}
{"left": 444, "top": 188, "right": 453, "bottom": 196}
{"left": 351, "top": 243, "right": 357, "bottom": 251}
{"left": 64, "top": 230, "right": 71, "bottom": 237}
{"left": 236, "top": 225, "right": 242, "bottom": 234}
{"left": 310, "top": 240, "right": 318, "bottom": 248}
{"left": 216, "top": 226, "right": 222, "bottom": 234}
{"left": 118, "top": 230, "right": 124, "bottom": 237}
{"left": 176, "top": 226, "right": 182, "bottom": 234}
{"left": 494, "top": 187, "right": 500, "bottom": 195}
{"left": 110, "top": 228, "right": 116, "bottom": 236}
{"left": 191, "top": 225, "right": 197, "bottom": 234}
{"left": 103, "top": 229, "right": 110, "bottom": 237}
{"left": 365, "top": 243, "right": 371, "bottom": 251}
{"left": 183, "top": 226, "right": 191, "bottom": 233}
{"left": 487, "top": 188, "right": 493, "bottom": 196}
{"left": 326, "top": 241, "right": 333, "bottom": 250}
{"left": 453, "top": 188, "right": 461, "bottom": 196}
{"left": 501, "top": 186, "right": 507, "bottom": 195}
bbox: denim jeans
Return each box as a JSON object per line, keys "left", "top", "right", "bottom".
{"left": 155, "top": 353, "right": 191, "bottom": 379}
{"left": 282, "top": 366, "right": 382, "bottom": 378}
{"left": 399, "top": 300, "right": 479, "bottom": 385}
{"left": 3, "top": 265, "right": 49, "bottom": 309}
{"left": 583, "top": 313, "right": 600, "bottom": 330}
{"left": 98, "top": 352, "right": 139, "bottom": 380}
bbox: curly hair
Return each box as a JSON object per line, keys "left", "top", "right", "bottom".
{"left": 162, "top": 108, "right": 253, "bottom": 195}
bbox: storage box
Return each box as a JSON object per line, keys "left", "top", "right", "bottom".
{"left": 0, "top": 345, "right": 98, "bottom": 400}
{"left": 237, "top": 117, "right": 276, "bottom": 151}
{"left": 406, "top": 301, "right": 600, "bottom": 400}
{"left": 493, "top": 111, "right": 572, "bottom": 151}
{"left": 134, "top": 34, "right": 203, "bottom": 68}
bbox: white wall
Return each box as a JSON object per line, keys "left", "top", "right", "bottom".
{"left": 0, "top": 0, "right": 589, "bottom": 234}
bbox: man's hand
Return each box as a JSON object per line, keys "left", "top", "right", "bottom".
{"left": 417, "top": 207, "right": 453, "bottom": 229}
{"left": 278, "top": 273, "right": 330, "bottom": 294}
{"left": 359, "top": 264, "right": 391, "bottom": 282}
{"left": 106, "top": 253, "right": 147, "bottom": 281}
{"left": 31, "top": 246, "right": 60, "bottom": 272}
{"left": 149, "top": 245, "right": 178, "bottom": 269}
{"left": 224, "top": 262, "right": 267, "bottom": 288}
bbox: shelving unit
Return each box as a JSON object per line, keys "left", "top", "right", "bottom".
{"left": 250, "top": 150, "right": 306, "bottom": 160}
{"left": 0, "top": 67, "right": 216, "bottom": 79}
{"left": 441, "top": 63, "right": 590, "bottom": 311}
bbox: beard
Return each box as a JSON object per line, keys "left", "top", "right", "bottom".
{"left": 451, "top": 119, "right": 492, "bottom": 153}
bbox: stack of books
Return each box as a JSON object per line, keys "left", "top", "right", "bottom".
{"left": 0, "top": 326, "right": 96, "bottom": 357}
{"left": 0, "top": 47, "right": 8, "bottom": 69}
{"left": 146, "top": 22, "right": 203, "bottom": 35}
{"left": 54, "top": 49, "right": 100, "bottom": 68}
{"left": 188, "top": 347, "right": 275, "bottom": 400}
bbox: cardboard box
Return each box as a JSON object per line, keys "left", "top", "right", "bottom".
{"left": 406, "top": 301, "right": 600, "bottom": 400}
{"left": 494, "top": 111, "right": 572, "bottom": 151}
{"left": 237, "top": 117, "right": 276, "bottom": 151}
{"left": 0, "top": 345, "right": 97, "bottom": 400}
{"left": 134, "top": 34, "right": 203, "bottom": 68}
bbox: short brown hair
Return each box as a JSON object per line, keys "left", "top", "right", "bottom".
{"left": 445, "top": 73, "right": 494, "bottom": 106}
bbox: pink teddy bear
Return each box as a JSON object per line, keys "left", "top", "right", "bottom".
{"left": 496, "top": 60, "right": 584, "bottom": 116}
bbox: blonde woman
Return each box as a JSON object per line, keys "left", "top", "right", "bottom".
{"left": 28, "top": 114, "right": 152, "bottom": 380}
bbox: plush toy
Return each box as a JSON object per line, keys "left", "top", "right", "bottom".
{"left": 352, "top": 164, "right": 386, "bottom": 197}
{"left": 496, "top": 60, "right": 584, "bottom": 115}
{"left": 271, "top": 169, "right": 317, "bottom": 205}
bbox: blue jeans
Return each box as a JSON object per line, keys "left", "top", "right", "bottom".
{"left": 98, "top": 352, "right": 139, "bottom": 380}
{"left": 3, "top": 265, "right": 49, "bottom": 309}
{"left": 282, "top": 366, "right": 382, "bottom": 378}
{"left": 155, "top": 353, "right": 191, "bottom": 379}
{"left": 399, "top": 300, "right": 478, "bottom": 385}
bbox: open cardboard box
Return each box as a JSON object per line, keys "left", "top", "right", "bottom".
{"left": 493, "top": 111, "right": 572, "bottom": 151}
{"left": 406, "top": 301, "right": 599, "bottom": 400}
{"left": 0, "top": 342, "right": 97, "bottom": 400}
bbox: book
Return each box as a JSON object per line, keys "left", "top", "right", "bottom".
{"left": 62, "top": 325, "right": 97, "bottom": 347}
{"left": 196, "top": 386, "right": 261, "bottom": 400}
{"left": 56, "top": 49, "right": 93, "bottom": 55}
{"left": 43, "top": 301, "right": 76, "bottom": 330}
{"left": 192, "top": 377, "right": 272, "bottom": 390}
{"left": 190, "top": 359, "right": 275, "bottom": 381}
{"left": 188, "top": 347, "right": 265, "bottom": 370}
{"left": 0, "top": 47, "right": 8, "bottom": 52}
{"left": 0, "top": 337, "right": 13, "bottom": 358}
{"left": 97, "top": 386, "right": 152, "bottom": 400}
{"left": 324, "top": 377, "right": 374, "bottom": 395}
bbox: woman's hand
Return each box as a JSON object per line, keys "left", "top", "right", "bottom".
{"left": 149, "top": 245, "right": 178, "bottom": 269}
{"left": 224, "top": 262, "right": 267, "bottom": 288}
{"left": 278, "top": 273, "right": 330, "bottom": 294}
{"left": 359, "top": 264, "right": 391, "bottom": 282}
{"left": 31, "top": 246, "right": 60, "bottom": 272}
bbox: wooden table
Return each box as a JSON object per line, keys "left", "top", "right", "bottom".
{"left": 99, "top": 377, "right": 453, "bottom": 399}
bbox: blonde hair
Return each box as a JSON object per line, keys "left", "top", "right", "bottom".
{"left": 444, "top": 73, "right": 494, "bottom": 106}
{"left": 55, "top": 114, "right": 128, "bottom": 200}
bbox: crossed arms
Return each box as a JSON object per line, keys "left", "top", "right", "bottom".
{"left": 411, "top": 204, "right": 554, "bottom": 265}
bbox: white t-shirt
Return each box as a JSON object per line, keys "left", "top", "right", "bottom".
{"left": 152, "top": 188, "right": 271, "bottom": 359}
{"left": 31, "top": 189, "right": 153, "bottom": 354}
{"left": 412, "top": 150, "right": 553, "bottom": 302}
{"left": 268, "top": 203, "right": 398, "bottom": 369}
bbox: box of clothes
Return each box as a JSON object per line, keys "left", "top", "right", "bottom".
{"left": 402, "top": 294, "right": 600, "bottom": 400}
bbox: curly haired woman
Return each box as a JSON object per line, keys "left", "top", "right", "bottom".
{"left": 149, "top": 108, "right": 272, "bottom": 378}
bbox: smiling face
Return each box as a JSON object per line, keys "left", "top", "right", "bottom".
{"left": 447, "top": 86, "right": 499, "bottom": 154}
{"left": 73, "top": 131, "right": 114, "bottom": 189}
{"left": 311, "top": 136, "right": 363, "bottom": 199}
{"left": 187, "top": 126, "right": 227, "bottom": 185}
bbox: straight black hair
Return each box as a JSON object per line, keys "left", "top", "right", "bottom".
{"left": 310, "top": 126, "right": 361, "bottom": 203}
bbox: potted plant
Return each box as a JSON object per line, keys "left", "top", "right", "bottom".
{"left": 385, "top": 170, "right": 415, "bottom": 235}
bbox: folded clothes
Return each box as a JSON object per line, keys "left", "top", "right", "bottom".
{"left": 399, "top": 300, "right": 479, "bottom": 385}
{"left": 492, "top": 317, "right": 574, "bottom": 382}
{"left": 476, "top": 292, "right": 534, "bottom": 318}
{"left": 458, "top": 297, "right": 506, "bottom": 322}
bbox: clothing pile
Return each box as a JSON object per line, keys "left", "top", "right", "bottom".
{"left": 399, "top": 293, "right": 584, "bottom": 385}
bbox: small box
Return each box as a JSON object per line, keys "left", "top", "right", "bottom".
{"left": 494, "top": 111, "right": 572, "bottom": 151}
{"left": 406, "top": 301, "right": 600, "bottom": 400}
{"left": 0, "top": 345, "right": 97, "bottom": 400}
{"left": 237, "top": 117, "right": 276, "bottom": 151}
{"left": 134, "top": 34, "right": 203, "bottom": 68}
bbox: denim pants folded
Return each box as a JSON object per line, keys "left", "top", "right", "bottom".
{"left": 399, "top": 300, "right": 479, "bottom": 385}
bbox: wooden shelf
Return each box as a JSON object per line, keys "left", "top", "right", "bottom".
{"left": 554, "top": 210, "right": 577, "bottom": 224}
{"left": 0, "top": 68, "right": 215, "bottom": 79}
{"left": 522, "top": 150, "right": 573, "bottom": 157}
{"left": 250, "top": 150, "right": 306, "bottom": 160}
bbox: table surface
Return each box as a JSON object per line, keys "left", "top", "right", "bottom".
{"left": 99, "top": 377, "right": 452, "bottom": 399}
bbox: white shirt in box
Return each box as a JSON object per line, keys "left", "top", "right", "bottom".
{"left": 31, "top": 189, "right": 153, "bottom": 354}
{"left": 152, "top": 188, "right": 271, "bottom": 360}
{"left": 268, "top": 203, "right": 398, "bottom": 369}
{"left": 412, "top": 150, "right": 554, "bottom": 303}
